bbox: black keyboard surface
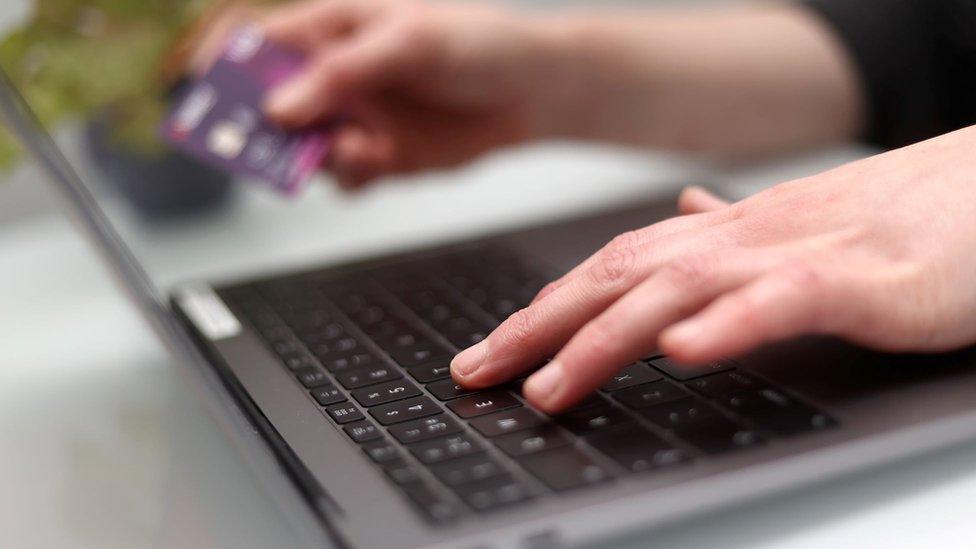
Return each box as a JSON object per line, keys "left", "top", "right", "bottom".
{"left": 220, "top": 246, "right": 836, "bottom": 524}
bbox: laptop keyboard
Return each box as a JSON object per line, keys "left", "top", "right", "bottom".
{"left": 219, "top": 245, "right": 836, "bottom": 523}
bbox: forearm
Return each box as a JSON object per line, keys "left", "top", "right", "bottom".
{"left": 533, "top": 3, "right": 864, "bottom": 156}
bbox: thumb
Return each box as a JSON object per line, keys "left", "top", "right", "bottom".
{"left": 678, "top": 185, "right": 731, "bottom": 215}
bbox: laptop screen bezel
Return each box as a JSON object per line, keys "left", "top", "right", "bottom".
{"left": 0, "top": 66, "right": 174, "bottom": 321}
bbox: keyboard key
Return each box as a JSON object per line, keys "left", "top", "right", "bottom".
{"left": 721, "top": 388, "right": 836, "bottom": 436}
{"left": 613, "top": 381, "right": 687, "bottom": 410}
{"left": 352, "top": 305, "right": 387, "bottom": 326}
{"left": 517, "top": 447, "right": 610, "bottom": 491}
{"left": 282, "top": 353, "right": 318, "bottom": 372}
{"left": 311, "top": 337, "right": 359, "bottom": 359}
{"left": 383, "top": 459, "right": 422, "bottom": 485}
{"left": 650, "top": 356, "right": 735, "bottom": 380}
{"left": 555, "top": 405, "right": 634, "bottom": 435}
{"left": 389, "top": 414, "right": 463, "bottom": 444}
{"left": 283, "top": 310, "right": 331, "bottom": 332}
{"left": 298, "top": 321, "right": 344, "bottom": 342}
{"left": 390, "top": 344, "right": 452, "bottom": 368}
{"left": 370, "top": 396, "right": 441, "bottom": 425}
{"left": 336, "top": 365, "right": 401, "bottom": 389}
{"left": 430, "top": 453, "right": 505, "bottom": 486}
{"left": 600, "top": 363, "right": 663, "bottom": 392}
{"left": 365, "top": 320, "right": 414, "bottom": 341}
{"left": 447, "top": 391, "right": 521, "bottom": 419}
{"left": 672, "top": 415, "right": 766, "bottom": 454}
{"left": 426, "top": 378, "right": 482, "bottom": 401}
{"left": 640, "top": 397, "right": 720, "bottom": 429}
{"left": 723, "top": 387, "right": 792, "bottom": 413}
{"left": 333, "top": 337, "right": 360, "bottom": 354}
{"left": 564, "top": 394, "right": 608, "bottom": 412}
{"left": 445, "top": 328, "right": 489, "bottom": 350}
{"left": 453, "top": 474, "right": 531, "bottom": 511}
{"left": 494, "top": 425, "right": 571, "bottom": 457}
{"left": 436, "top": 314, "right": 471, "bottom": 333}
{"left": 295, "top": 367, "right": 330, "bottom": 388}
{"left": 407, "top": 362, "right": 453, "bottom": 383}
{"left": 686, "top": 370, "right": 766, "bottom": 399}
{"left": 379, "top": 331, "right": 422, "bottom": 349}
{"left": 585, "top": 425, "right": 687, "bottom": 473}
{"left": 321, "top": 352, "right": 378, "bottom": 373}
{"left": 401, "top": 288, "right": 442, "bottom": 310}
{"left": 362, "top": 439, "right": 400, "bottom": 463}
{"left": 309, "top": 384, "right": 345, "bottom": 406}
{"left": 469, "top": 408, "right": 546, "bottom": 438}
{"left": 325, "top": 403, "right": 365, "bottom": 424}
{"left": 343, "top": 420, "right": 382, "bottom": 443}
{"left": 351, "top": 379, "right": 422, "bottom": 407}
{"left": 272, "top": 339, "right": 300, "bottom": 356}
{"left": 307, "top": 343, "right": 335, "bottom": 359}
{"left": 409, "top": 433, "right": 482, "bottom": 464}
{"left": 400, "top": 482, "right": 461, "bottom": 523}
{"left": 334, "top": 293, "right": 370, "bottom": 315}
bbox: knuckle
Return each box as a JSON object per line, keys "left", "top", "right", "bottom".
{"left": 589, "top": 231, "right": 642, "bottom": 289}
{"left": 660, "top": 254, "right": 716, "bottom": 289}
{"left": 723, "top": 200, "right": 750, "bottom": 222}
{"left": 535, "top": 281, "right": 561, "bottom": 301}
{"left": 779, "top": 261, "right": 825, "bottom": 295}
{"left": 607, "top": 230, "right": 642, "bottom": 255}
{"left": 777, "top": 261, "right": 829, "bottom": 329}
{"left": 726, "top": 291, "right": 764, "bottom": 331}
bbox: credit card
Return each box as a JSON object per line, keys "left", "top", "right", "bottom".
{"left": 161, "top": 25, "right": 331, "bottom": 195}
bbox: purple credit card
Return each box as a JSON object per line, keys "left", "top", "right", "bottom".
{"left": 162, "top": 26, "right": 330, "bottom": 195}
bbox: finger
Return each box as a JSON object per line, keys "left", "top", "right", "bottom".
{"left": 183, "top": 3, "right": 256, "bottom": 75}
{"left": 451, "top": 226, "right": 734, "bottom": 388}
{"left": 260, "top": 0, "right": 379, "bottom": 51}
{"left": 678, "top": 186, "right": 731, "bottom": 215}
{"left": 529, "top": 212, "right": 729, "bottom": 306}
{"left": 266, "top": 23, "right": 428, "bottom": 128}
{"left": 659, "top": 261, "right": 840, "bottom": 364}
{"left": 522, "top": 252, "right": 770, "bottom": 413}
{"left": 330, "top": 127, "right": 394, "bottom": 187}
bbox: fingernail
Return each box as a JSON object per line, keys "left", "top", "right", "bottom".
{"left": 452, "top": 341, "right": 487, "bottom": 377}
{"left": 525, "top": 360, "right": 563, "bottom": 405}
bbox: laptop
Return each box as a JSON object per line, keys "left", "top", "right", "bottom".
{"left": 6, "top": 67, "right": 976, "bottom": 549}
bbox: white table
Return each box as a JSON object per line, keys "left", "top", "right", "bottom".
{"left": 4, "top": 139, "right": 976, "bottom": 549}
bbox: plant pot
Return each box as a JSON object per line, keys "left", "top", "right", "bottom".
{"left": 84, "top": 109, "right": 235, "bottom": 220}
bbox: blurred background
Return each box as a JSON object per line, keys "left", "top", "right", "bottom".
{"left": 0, "top": 0, "right": 720, "bottom": 225}
{"left": 2, "top": 1, "right": 919, "bottom": 549}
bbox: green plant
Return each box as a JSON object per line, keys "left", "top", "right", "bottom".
{"left": 0, "top": 0, "right": 222, "bottom": 169}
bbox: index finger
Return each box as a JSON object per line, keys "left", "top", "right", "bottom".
{"left": 450, "top": 219, "right": 731, "bottom": 388}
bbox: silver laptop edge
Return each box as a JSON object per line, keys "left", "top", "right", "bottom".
{"left": 0, "top": 68, "right": 339, "bottom": 548}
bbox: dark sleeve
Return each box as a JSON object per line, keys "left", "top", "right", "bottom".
{"left": 803, "top": 0, "right": 976, "bottom": 148}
